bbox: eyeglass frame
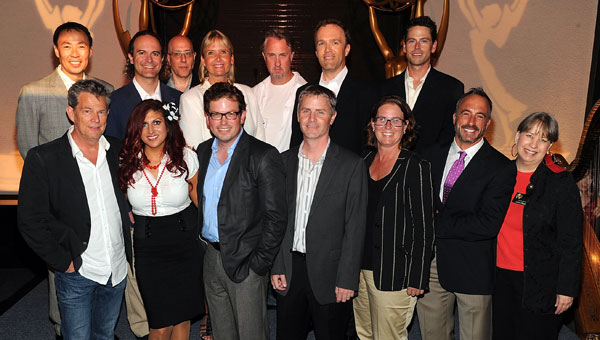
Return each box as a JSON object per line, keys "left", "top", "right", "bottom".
{"left": 168, "top": 51, "right": 195, "bottom": 58}
{"left": 372, "top": 116, "right": 407, "bottom": 127}
{"left": 207, "top": 110, "right": 242, "bottom": 120}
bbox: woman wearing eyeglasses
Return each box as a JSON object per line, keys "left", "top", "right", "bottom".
{"left": 119, "top": 100, "right": 203, "bottom": 340}
{"left": 179, "top": 30, "right": 265, "bottom": 149}
{"left": 353, "top": 95, "right": 435, "bottom": 340}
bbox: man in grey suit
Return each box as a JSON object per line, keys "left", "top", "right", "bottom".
{"left": 15, "top": 22, "right": 113, "bottom": 339}
{"left": 271, "top": 84, "right": 368, "bottom": 340}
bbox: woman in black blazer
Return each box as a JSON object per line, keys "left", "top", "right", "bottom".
{"left": 493, "top": 112, "right": 582, "bottom": 340}
{"left": 353, "top": 95, "right": 435, "bottom": 340}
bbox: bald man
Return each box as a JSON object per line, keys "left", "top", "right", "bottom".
{"left": 166, "top": 35, "right": 200, "bottom": 92}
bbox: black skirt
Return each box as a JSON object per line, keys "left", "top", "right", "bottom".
{"left": 133, "top": 204, "right": 205, "bottom": 329}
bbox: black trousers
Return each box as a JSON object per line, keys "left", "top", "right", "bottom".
{"left": 492, "top": 267, "right": 562, "bottom": 340}
{"left": 276, "top": 253, "right": 352, "bottom": 340}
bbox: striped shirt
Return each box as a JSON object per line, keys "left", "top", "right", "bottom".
{"left": 292, "top": 140, "right": 330, "bottom": 253}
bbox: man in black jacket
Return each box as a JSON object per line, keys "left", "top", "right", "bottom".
{"left": 196, "top": 82, "right": 287, "bottom": 340}
{"left": 18, "top": 80, "right": 132, "bottom": 340}
{"left": 417, "top": 88, "right": 515, "bottom": 340}
{"left": 381, "top": 16, "right": 464, "bottom": 153}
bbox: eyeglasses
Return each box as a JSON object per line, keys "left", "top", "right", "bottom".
{"left": 168, "top": 51, "right": 194, "bottom": 58}
{"left": 207, "top": 111, "right": 241, "bottom": 120}
{"left": 373, "top": 117, "right": 406, "bottom": 127}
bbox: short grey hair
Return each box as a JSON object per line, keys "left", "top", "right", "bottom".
{"left": 297, "top": 84, "right": 337, "bottom": 115}
{"left": 68, "top": 79, "right": 110, "bottom": 108}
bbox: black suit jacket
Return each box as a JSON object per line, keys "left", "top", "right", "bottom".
{"left": 196, "top": 132, "right": 287, "bottom": 283}
{"left": 272, "top": 142, "right": 368, "bottom": 304}
{"left": 106, "top": 81, "right": 182, "bottom": 140}
{"left": 382, "top": 67, "right": 464, "bottom": 153}
{"left": 424, "top": 139, "right": 515, "bottom": 294}
{"left": 290, "top": 72, "right": 376, "bottom": 155}
{"left": 18, "top": 134, "right": 132, "bottom": 272}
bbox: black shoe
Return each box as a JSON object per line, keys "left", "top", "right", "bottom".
{"left": 55, "top": 336, "right": 63, "bottom": 340}
{"left": 135, "top": 336, "right": 148, "bottom": 340}
{"left": 114, "top": 336, "right": 120, "bottom": 340}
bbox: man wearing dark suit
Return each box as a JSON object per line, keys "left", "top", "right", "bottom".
{"left": 15, "top": 22, "right": 113, "bottom": 339}
{"left": 381, "top": 16, "right": 464, "bottom": 153}
{"left": 290, "top": 19, "right": 375, "bottom": 155}
{"left": 272, "top": 85, "right": 368, "bottom": 340}
{"left": 417, "top": 88, "right": 516, "bottom": 340}
{"left": 106, "top": 30, "right": 181, "bottom": 140}
{"left": 196, "top": 82, "right": 287, "bottom": 340}
{"left": 18, "top": 80, "right": 132, "bottom": 340}
{"left": 164, "top": 35, "right": 200, "bottom": 92}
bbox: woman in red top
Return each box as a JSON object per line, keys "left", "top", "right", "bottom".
{"left": 493, "top": 112, "right": 582, "bottom": 340}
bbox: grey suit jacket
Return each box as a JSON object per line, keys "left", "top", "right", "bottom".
{"left": 272, "top": 142, "right": 368, "bottom": 304}
{"left": 16, "top": 69, "right": 114, "bottom": 159}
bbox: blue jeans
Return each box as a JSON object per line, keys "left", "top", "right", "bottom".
{"left": 55, "top": 271, "right": 126, "bottom": 340}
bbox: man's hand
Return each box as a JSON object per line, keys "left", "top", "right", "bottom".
{"left": 555, "top": 294, "right": 573, "bottom": 314}
{"left": 335, "top": 287, "right": 355, "bottom": 303}
{"left": 407, "top": 287, "right": 424, "bottom": 297}
{"left": 65, "top": 261, "right": 75, "bottom": 273}
{"left": 271, "top": 274, "right": 287, "bottom": 291}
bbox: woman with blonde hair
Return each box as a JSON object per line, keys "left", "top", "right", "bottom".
{"left": 179, "top": 30, "right": 264, "bottom": 148}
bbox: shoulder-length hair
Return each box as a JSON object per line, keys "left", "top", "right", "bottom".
{"left": 199, "top": 30, "right": 235, "bottom": 84}
{"left": 118, "top": 99, "right": 188, "bottom": 191}
{"left": 366, "top": 95, "right": 418, "bottom": 149}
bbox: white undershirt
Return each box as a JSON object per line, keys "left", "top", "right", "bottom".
{"left": 67, "top": 126, "right": 127, "bottom": 285}
{"left": 57, "top": 65, "right": 86, "bottom": 90}
{"left": 404, "top": 65, "right": 431, "bottom": 109}
{"left": 319, "top": 66, "right": 348, "bottom": 96}
{"left": 261, "top": 75, "right": 299, "bottom": 152}
{"left": 133, "top": 77, "right": 162, "bottom": 101}
{"left": 128, "top": 148, "right": 199, "bottom": 216}
{"left": 439, "top": 138, "right": 485, "bottom": 202}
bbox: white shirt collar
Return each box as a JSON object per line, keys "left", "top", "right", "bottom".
{"left": 449, "top": 136, "right": 485, "bottom": 161}
{"left": 405, "top": 65, "right": 431, "bottom": 87}
{"left": 132, "top": 77, "right": 161, "bottom": 101}
{"left": 67, "top": 125, "right": 110, "bottom": 158}
{"left": 319, "top": 66, "right": 348, "bottom": 96}
{"left": 57, "top": 65, "right": 86, "bottom": 90}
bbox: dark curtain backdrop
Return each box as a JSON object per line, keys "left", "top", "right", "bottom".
{"left": 153, "top": 0, "right": 413, "bottom": 87}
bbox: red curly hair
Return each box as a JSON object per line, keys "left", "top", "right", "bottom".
{"left": 118, "top": 99, "right": 188, "bottom": 192}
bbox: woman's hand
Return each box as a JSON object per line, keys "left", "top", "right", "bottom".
{"left": 407, "top": 287, "right": 424, "bottom": 297}
{"left": 555, "top": 294, "right": 573, "bottom": 314}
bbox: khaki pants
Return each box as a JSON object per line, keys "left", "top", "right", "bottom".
{"left": 353, "top": 270, "right": 417, "bottom": 340}
{"left": 416, "top": 256, "right": 492, "bottom": 340}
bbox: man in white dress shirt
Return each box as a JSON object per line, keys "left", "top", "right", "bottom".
{"left": 18, "top": 80, "right": 132, "bottom": 340}
{"left": 253, "top": 29, "right": 306, "bottom": 152}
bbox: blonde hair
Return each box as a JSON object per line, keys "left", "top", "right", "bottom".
{"left": 199, "top": 30, "right": 235, "bottom": 84}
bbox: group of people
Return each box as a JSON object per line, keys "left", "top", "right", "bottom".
{"left": 15, "top": 13, "right": 582, "bottom": 340}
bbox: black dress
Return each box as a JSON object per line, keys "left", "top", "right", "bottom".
{"left": 133, "top": 204, "right": 205, "bottom": 329}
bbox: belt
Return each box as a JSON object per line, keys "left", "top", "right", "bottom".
{"left": 209, "top": 242, "right": 221, "bottom": 251}
{"left": 291, "top": 251, "right": 306, "bottom": 257}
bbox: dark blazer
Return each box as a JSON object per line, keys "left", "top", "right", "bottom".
{"left": 290, "top": 72, "right": 376, "bottom": 155}
{"left": 519, "top": 161, "right": 582, "bottom": 313}
{"left": 196, "top": 132, "right": 287, "bottom": 283}
{"left": 363, "top": 148, "right": 435, "bottom": 291}
{"left": 17, "top": 133, "right": 132, "bottom": 272}
{"left": 424, "top": 139, "right": 515, "bottom": 294}
{"left": 106, "top": 81, "right": 181, "bottom": 140}
{"left": 381, "top": 67, "right": 464, "bottom": 153}
{"left": 272, "top": 142, "right": 368, "bottom": 304}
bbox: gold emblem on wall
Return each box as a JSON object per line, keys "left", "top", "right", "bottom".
{"left": 35, "top": 0, "right": 105, "bottom": 33}
{"left": 364, "top": 0, "right": 449, "bottom": 79}
{"left": 113, "top": 0, "right": 195, "bottom": 56}
{"left": 458, "top": 0, "right": 528, "bottom": 155}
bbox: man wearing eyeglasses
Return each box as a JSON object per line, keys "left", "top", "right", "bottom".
{"left": 165, "top": 35, "right": 200, "bottom": 93}
{"left": 196, "top": 82, "right": 287, "bottom": 340}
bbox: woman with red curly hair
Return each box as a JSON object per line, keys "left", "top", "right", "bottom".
{"left": 119, "top": 99, "right": 203, "bottom": 340}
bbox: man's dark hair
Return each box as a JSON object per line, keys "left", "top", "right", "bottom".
{"left": 125, "top": 30, "right": 163, "bottom": 80}
{"left": 455, "top": 87, "right": 493, "bottom": 117}
{"left": 297, "top": 84, "right": 337, "bottom": 115}
{"left": 53, "top": 22, "right": 93, "bottom": 47}
{"left": 403, "top": 16, "right": 437, "bottom": 43}
{"left": 68, "top": 79, "right": 110, "bottom": 108}
{"left": 203, "top": 82, "right": 247, "bottom": 115}
{"left": 314, "top": 19, "right": 351, "bottom": 46}
{"left": 261, "top": 28, "right": 293, "bottom": 52}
